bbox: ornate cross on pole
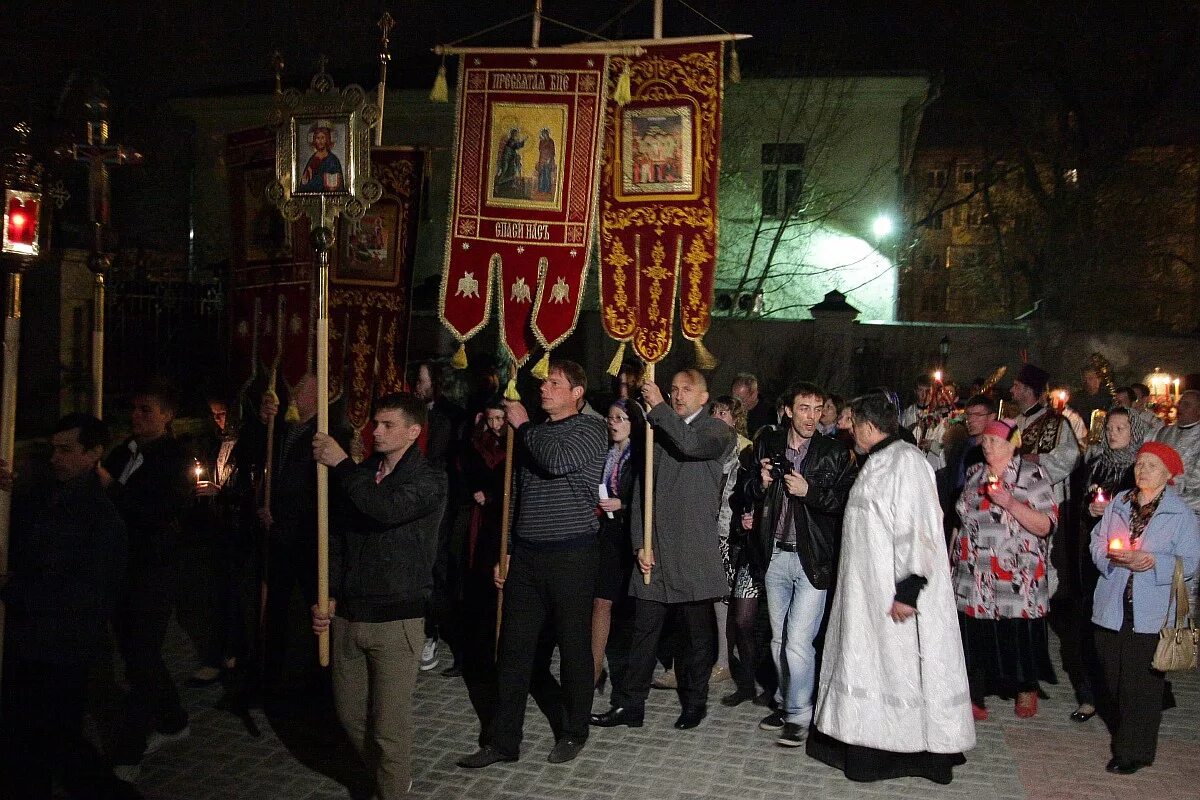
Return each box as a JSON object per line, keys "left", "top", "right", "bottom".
{"left": 57, "top": 85, "right": 142, "bottom": 418}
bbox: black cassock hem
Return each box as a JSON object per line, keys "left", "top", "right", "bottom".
{"left": 806, "top": 727, "right": 966, "bottom": 785}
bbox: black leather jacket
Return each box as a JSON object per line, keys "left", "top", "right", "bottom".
{"left": 740, "top": 427, "right": 856, "bottom": 590}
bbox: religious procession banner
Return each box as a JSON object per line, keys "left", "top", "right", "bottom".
{"left": 598, "top": 42, "right": 723, "bottom": 366}
{"left": 227, "top": 128, "right": 423, "bottom": 450}
{"left": 440, "top": 51, "right": 608, "bottom": 369}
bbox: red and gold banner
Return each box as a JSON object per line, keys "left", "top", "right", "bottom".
{"left": 227, "top": 128, "right": 422, "bottom": 445}
{"left": 598, "top": 43, "right": 723, "bottom": 364}
{"left": 440, "top": 52, "right": 608, "bottom": 367}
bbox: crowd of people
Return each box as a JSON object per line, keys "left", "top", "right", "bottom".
{"left": 1, "top": 355, "right": 1198, "bottom": 798}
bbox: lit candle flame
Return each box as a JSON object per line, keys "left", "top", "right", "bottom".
{"left": 1108, "top": 537, "right": 1123, "bottom": 551}
{"left": 933, "top": 370, "right": 943, "bottom": 383}
{"left": 1095, "top": 488, "right": 1106, "bottom": 503}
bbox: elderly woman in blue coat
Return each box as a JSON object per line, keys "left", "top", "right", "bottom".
{"left": 1090, "top": 441, "right": 1200, "bottom": 776}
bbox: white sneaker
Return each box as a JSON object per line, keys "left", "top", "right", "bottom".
{"left": 112, "top": 764, "right": 141, "bottom": 783}
{"left": 145, "top": 725, "right": 191, "bottom": 755}
{"left": 420, "top": 637, "right": 439, "bottom": 671}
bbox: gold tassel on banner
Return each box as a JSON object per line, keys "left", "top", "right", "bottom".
{"left": 606, "top": 341, "right": 627, "bottom": 377}
{"left": 285, "top": 401, "right": 301, "bottom": 423}
{"left": 451, "top": 342, "right": 468, "bottom": 370}
{"left": 503, "top": 376, "right": 521, "bottom": 402}
{"left": 614, "top": 63, "right": 632, "bottom": 106}
{"left": 729, "top": 42, "right": 742, "bottom": 84}
{"left": 530, "top": 351, "right": 551, "bottom": 380}
{"left": 693, "top": 337, "right": 718, "bottom": 370}
{"left": 429, "top": 60, "right": 449, "bottom": 103}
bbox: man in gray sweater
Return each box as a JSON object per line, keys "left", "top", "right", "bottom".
{"left": 457, "top": 359, "right": 607, "bottom": 768}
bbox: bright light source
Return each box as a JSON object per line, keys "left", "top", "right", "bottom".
{"left": 872, "top": 214, "right": 894, "bottom": 239}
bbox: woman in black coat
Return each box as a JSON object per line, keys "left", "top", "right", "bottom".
{"left": 592, "top": 399, "right": 641, "bottom": 692}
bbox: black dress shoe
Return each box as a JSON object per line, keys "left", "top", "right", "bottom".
{"left": 1110, "top": 760, "right": 1146, "bottom": 775}
{"left": 720, "top": 688, "right": 756, "bottom": 707}
{"left": 674, "top": 706, "right": 707, "bottom": 730}
{"left": 547, "top": 737, "right": 586, "bottom": 763}
{"left": 1069, "top": 707, "right": 1097, "bottom": 722}
{"left": 456, "top": 745, "right": 518, "bottom": 769}
{"left": 1105, "top": 757, "right": 1120, "bottom": 772}
{"left": 590, "top": 706, "right": 644, "bottom": 728}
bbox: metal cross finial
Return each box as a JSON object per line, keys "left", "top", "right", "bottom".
{"left": 47, "top": 180, "right": 70, "bottom": 210}
{"left": 316, "top": 54, "right": 330, "bottom": 75}
{"left": 378, "top": 12, "right": 395, "bottom": 60}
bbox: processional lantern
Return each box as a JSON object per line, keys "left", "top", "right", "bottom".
{"left": 0, "top": 121, "right": 45, "bottom": 688}
{"left": 265, "top": 39, "right": 388, "bottom": 666}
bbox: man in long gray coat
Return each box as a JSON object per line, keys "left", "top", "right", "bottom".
{"left": 591, "top": 369, "right": 734, "bottom": 731}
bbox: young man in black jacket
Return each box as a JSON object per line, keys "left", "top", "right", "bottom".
{"left": 741, "top": 382, "right": 856, "bottom": 747}
{"left": 311, "top": 392, "right": 447, "bottom": 800}
{"left": 0, "top": 414, "right": 140, "bottom": 799}
{"left": 100, "top": 382, "right": 194, "bottom": 778}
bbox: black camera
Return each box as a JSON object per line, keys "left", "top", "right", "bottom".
{"left": 768, "top": 453, "right": 791, "bottom": 480}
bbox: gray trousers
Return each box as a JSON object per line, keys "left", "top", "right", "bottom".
{"left": 332, "top": 616, "right": 423, "bottom": 799}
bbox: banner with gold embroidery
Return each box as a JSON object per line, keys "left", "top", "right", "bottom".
{"left": 228, "top": 130, "right": 422, "bottom": 450}
{"left": 440, "top": 52, "right": 608, "bottom": 368}
{"left": 598, "top": 43, "right": 723, "bottom": 365}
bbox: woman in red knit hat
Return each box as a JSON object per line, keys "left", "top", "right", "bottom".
{"left": 1090, "top": 441, "right": 1200, "bottom": 775}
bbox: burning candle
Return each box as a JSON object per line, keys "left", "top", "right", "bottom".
{"left": 1173, "top": 378, "right": 1181, "bottom": 404}
{"left": 933, "top": 370, "right": 943, "bottom": 384}
{"left": 1095, "top": 487, "right": 1107, "bottom": 504}
{"left": 1108, "top": 537, "right": 1123, "bottom": 551}
{"left": 194, "top": 460, "right": 204, "bottom": 486}
{"left": 1054, "top": 390, "right": 1068, "bottom": 411}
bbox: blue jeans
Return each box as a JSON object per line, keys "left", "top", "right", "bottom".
{"left": 765, "top": 546, "right": 826, "bottom": 725}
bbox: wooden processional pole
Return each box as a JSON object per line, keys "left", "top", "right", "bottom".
{"left": 0, "top": 121, "right": 44, "bottom": 693}
{"left": 313, "top": 221, "right": 333, "bottom": 666}
{"left": 494, "top": 375, "right": 517, "bottom": 653}
{"left": 640, "top": 0, "right": 665, "bottom": 587}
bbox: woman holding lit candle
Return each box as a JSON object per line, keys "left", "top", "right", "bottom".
{"left": 1089, "top": 441, "right": 1200, "bottom": 775}
{"left": 952, "top": 419, "right": 1058, "bottom": 721}
{"left": 1063, "top": 408, "right": 1149, "bottom": 722}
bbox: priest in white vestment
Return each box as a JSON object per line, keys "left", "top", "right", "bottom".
{"left": 809, "top": 390, "right": 975, "bottom": 784}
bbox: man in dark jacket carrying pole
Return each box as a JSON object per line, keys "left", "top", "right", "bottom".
{"left": 592, "top": 369, "right": 735, "bottom": 732}
{"left": 310, "top": 393, "right": 447, "bottom": 800}
{"left": 743, "top": 382, "right": 856, "bottom": 747}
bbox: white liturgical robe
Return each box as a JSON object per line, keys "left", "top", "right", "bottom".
{"left": 814, "top": 438, "right": 975, "bottom": 755}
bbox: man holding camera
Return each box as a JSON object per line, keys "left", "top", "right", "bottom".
{"left": 742, "top": 382, "right": 856, "bottom": 747}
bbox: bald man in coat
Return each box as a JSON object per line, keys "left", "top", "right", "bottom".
{"left": 591, "top": 369, "right": 735, "bottom": 731}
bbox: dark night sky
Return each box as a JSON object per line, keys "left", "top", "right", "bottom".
{"left": 4, "top": 2, "right": 929, "bottom": 123}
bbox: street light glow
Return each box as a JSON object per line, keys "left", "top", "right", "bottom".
{"left": 872, "top": 214, "right": 894, "bottom": 238}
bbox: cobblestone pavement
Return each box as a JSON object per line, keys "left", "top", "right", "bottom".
{"left": 131, "top": 618, "right": 1199, "bottom": 800}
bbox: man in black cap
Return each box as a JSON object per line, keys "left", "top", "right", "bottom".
{"left": 1010, "top": 363, "right": 1080, "bottom": 504}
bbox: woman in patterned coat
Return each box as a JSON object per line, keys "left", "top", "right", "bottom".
{"left": 953, "top": 419, "right": 1058, "bottom": 720}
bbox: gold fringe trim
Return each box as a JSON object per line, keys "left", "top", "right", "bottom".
{"left": 606, "top": 341, "right": 627, "bottom": 377}
{"left": 530, "top": 350, "right": 551, "bottom": 380}
{"left": 429, "top": 61, "right": 449, "bottom": 103}
{"left": 503, "top": 376, "right": 521, "bottom": 402}
{"left": 350, "top": 429, "right": 366, "bottom": 463}
{"left": 451, "top": 342, "right": 468, "bottom": 370}
{"left": 693, "top": 337, "right": 718, "bottom": 370}
{"left": 614, "top": 63, "right": 632, "bottom": 106}
{"left": 285, "top": 401, "right": 301, "bottom": 423}
{"left": 729, "top": 42, "right": 741, "bottom": 84}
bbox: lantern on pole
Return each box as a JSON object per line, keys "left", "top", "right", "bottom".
{"left": 0, "top": 120, "right": 44, "bottom": 685}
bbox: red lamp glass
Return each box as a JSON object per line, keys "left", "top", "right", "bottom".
{"left": 2, "top": 190, "right": 40, "bottom": 257}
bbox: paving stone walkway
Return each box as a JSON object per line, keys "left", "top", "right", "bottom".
{"left": 128, "top": 617, "right": 1198, "bottom": 800}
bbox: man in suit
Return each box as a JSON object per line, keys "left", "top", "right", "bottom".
{"left": 592, "top": 369, "right": 735, "bottom": 731}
